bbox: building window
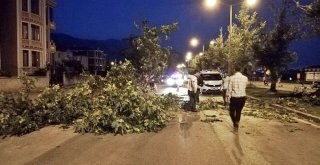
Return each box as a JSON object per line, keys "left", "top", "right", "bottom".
{"left": 32, "top": 51, "right": 40, "bottom": 67}
{"left": 31, "top": 0, "right": 39, "bottom": 15}
{"left": 49, "top": 7, "right": 54, "bottom": 21}
{"left": 31, "top": 24, "right": 40, "bottom": 41}
{"left": 23, "top": 50, "right": 29, "bottom": 67}
{"left": 22, "top": 22, "right": 28, "bottom": 39}
{"left": 88, "top": 59, "right": 94, "bottom": 64}
{"left": 22, "top": 0, "right": 28, "bottom": 12}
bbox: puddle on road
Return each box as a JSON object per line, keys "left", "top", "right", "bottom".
{"left": 178, "top": 112, "right": 200, "bottom": 138}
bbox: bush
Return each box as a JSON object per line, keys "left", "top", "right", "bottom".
{"left": 0, "top": 69, "right": 11, "bottom": 77}
{"left": 0, "top": 61, "right": 180, "bottom": 136}
{"left": 0, "top": 92, "right": 40, "bottom": 135}
{"left": 73, "top": 61, "right": 178, "bottom": 134}
{"left": 29, "top": 68, "right": 47, "bottom": 76}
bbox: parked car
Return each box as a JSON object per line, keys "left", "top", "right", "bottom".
{"left": 200, "top": 70, "right": 222, "bottom": 94}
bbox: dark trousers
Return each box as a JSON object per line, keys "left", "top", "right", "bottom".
{"left": 222, "top": 89, "right": 227, "bottom": 106}
{"left": 188, "top": 90, "right": 197, "bottom": 111}
{"left": 196, "top": 88, "right": 201, "bottom": 103}
{"left": 229, "top": 97, "right": 247, "bottom": 126}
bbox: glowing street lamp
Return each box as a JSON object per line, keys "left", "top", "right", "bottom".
{"left": 203, "top": 0, "right": 259, "bottom": 74}
{"left": 246, "top": 0, "right": 258, "bottom": 6}
{"left": 204, "top": 0, "right": 218, "bottom": 9}
{"left": 190, "top": 38, "right": 199, "bottom": 47}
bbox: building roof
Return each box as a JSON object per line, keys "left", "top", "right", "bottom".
{"left": 304, "top": 65, "right": 320, "bottom": 72}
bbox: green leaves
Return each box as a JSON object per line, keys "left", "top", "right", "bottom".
{"left": 198, "top": 99, "right": 218, "bottom": 110}
{"left": 130, "top": 20, "right": 178, "bottom": 86}
{"left": 0, "top": 61, "right": 180, "bottom": 136}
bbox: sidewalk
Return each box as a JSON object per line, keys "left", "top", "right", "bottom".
{"left": 249, "top": 81, "right": 312, "bottom": 92}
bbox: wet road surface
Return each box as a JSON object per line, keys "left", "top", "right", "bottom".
{"left": 1, "top": 106, "right": 320, "bottom": 165}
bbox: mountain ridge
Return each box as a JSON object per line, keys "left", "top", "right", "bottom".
{"left": 51, "top": 33, "right": 130, "bottom": 60}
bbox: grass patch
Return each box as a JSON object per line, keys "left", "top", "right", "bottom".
{"left": 246, "top": 86, "right": 320, "bottom": 117}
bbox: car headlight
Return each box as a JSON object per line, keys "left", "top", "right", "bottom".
{"left": 166, "top": 78, "right": 175, "bottom": 86}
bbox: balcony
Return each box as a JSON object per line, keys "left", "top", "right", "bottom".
{"left": 49, "top": 42, "right": 56, "bottom": 52}
{"left": 47, "top": 0, "right": 57, "bottom": 7}
{"left": 49, "top": 21, "right": 56, "bottom": 30}
{"left": 30, "top": 40, "right": 42, "bottom": 48}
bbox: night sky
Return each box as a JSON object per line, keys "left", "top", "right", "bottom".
{"left": 54, "top": 0, "right": 320, "bottom": 67}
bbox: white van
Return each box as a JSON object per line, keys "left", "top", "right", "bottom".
{"left": 200, "top": 70, "right": 222, "bottom": 94}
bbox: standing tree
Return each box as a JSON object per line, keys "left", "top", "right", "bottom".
{"left": 253, "top": 3, "right": 297, "bottom": 92}
{"left": 294, "top": 0, "right": 320, "bottom": 35}
{"left": 229, "top": 6, "right": 266, "bottom": 73}
{"left": 201, "top": 28, "right": 227, "bottom": 71}
{"left": 130, "top": 20, "right": 178, "bottom": 86}
{"left": 199, "top": 6, "right": 265, "bottom": 74}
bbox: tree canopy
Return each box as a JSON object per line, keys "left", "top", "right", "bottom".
{"left": 253, "top": 4, "right": 297, "bottom": 91}
{"left": 124, "top": 20, "right": 178, "bottom": 85}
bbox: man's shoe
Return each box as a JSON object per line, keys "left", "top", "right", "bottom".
{"left": 234, "top": 126, "right": 238, "bottom": 133}
{"left": 233, "top": 123, "right": 239, "bottom": 132}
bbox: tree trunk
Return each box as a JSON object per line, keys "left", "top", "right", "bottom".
{"left": 270, "top": 80, "right": 277, "bottom": 92}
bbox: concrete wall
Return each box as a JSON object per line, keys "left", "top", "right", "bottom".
{"left": 0, "top": 76, "right": 49, "bottom": 92}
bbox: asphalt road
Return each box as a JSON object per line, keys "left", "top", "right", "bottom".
{"left": 1, "top": 85, "right": 320, "bottom": 165}
{"left": 1, "top": 108, "right": 319, "bottom": 165}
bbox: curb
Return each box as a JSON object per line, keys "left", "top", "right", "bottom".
{"left": 247, "top": 96, "right": 320, "bottom": 124}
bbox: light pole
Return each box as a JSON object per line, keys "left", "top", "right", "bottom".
{"left": 228, "top": 4, "right": 233, "bottom": 75}
{"left": 186, "top": 52, "right": 192, "bottom": 71}
{"left": 204, "top": 0, "right": 258, "bottom": 75}
{"left": 190, "top": 37, "right": 207, "bottom": 70}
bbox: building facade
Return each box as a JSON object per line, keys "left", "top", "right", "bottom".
{"left": 0, "top": 0, "right": 56, "bottom": 76}
{"left": 305, "top": 65, "right": 320, "bottom": 83}
{"left": 73, "top": 49, "right": 106, "bottom": 73}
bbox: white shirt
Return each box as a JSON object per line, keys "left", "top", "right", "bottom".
{"left": 222, "top": 76, "right": 230, "bottom": 90}
{"left": 227, "top": 72, "right": 248, "bottom": 97}
{"left": 188, "top": 75, "right": 197, "bottom": 93}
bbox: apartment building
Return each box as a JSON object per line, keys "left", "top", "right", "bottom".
{"left": 0, "top": 0, "right": 56, "bottom": 76}
{"left": 73, "top": 49, "right": 106, "bottom": 73}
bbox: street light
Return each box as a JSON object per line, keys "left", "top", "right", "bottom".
{"left": 190, "top": 38, "right": 200, "bottom": 47}
{"left": 186, "top": 51, "right": 192, "bottom": 69}
{"left": 204, "top": 0, "right": 258, "bottom": 75}
{"left": 204, "top": 0, "right": 218, "bottom": 9}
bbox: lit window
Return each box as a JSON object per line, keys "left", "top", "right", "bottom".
{"left": 22, "top": 0, "right": 28, "bottom": 12}
{"left": 22, "top": 22, "right": 28, "bottom": 39}
{"left": 23, "top": 50, "right": 29, "bottom": 67}
{"left": 32, "top": 51, "right": 40, "bottom": 67}
{"left": 31, "top": 0, "right": 39, "bottom": 15}
{"left": 31, "top": 24, "right": 40, "bottom": 41}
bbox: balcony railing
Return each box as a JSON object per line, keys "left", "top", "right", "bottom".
{"left": 50, "top": 42, "right": 56, "bottom": 52}
{"left": 30, "top": 40, "right": 42, "bottom": 48}
{"left": 49, "top": 21, "right": 56, "bottom": 30}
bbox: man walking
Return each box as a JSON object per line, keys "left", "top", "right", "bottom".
{"left": 221, "top": 73, "right": 230, "bottom": 107}
{"left": 195, "top": 70, "right": 203, "bottom": 103}
{"left": 227, "top": 66, "right": 248, "bottom": 132}
{"left": 188, "top": 72, "right": 198, "bottom": 112}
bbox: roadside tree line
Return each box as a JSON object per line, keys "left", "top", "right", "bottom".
{"left": 190, "top": 0, "right": 320, "bottom": 92}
